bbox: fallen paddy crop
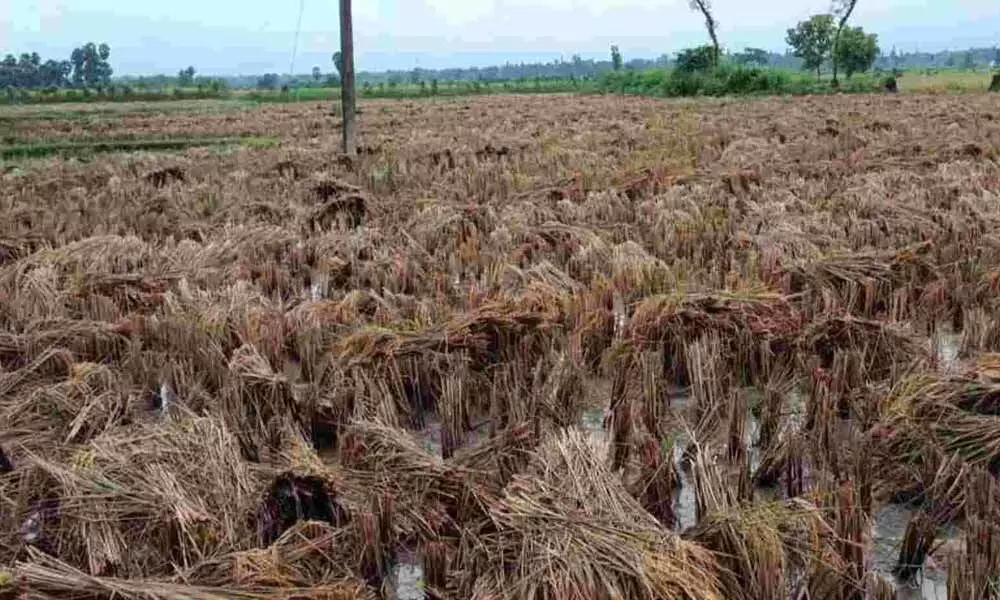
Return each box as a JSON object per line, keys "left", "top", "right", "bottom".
{"left": 2, "top": 92, "right": 1000, "bottom": 599}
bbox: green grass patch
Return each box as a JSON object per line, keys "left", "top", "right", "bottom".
{"left": 0, "top": 99, "right": 256, "bottom": 124}
{"left": 0, "top": 136, "right": 280, "bottom": 159}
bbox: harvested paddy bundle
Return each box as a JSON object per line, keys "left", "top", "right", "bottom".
{"left": 611, "top": 241, "right": 672, "bottom": 286}
{"left": 777, "top": 241, "right": 942, "bottom": 321}
{"left": 450, "top": 422, "right": 537, "bottom": 488}
{"left": 187, "top": 521, "right": 361, "bottom": 589}
{"left": 683, "top": 335, "right": 732, "bottom": 463}
{"left": 894, "top": 510, "right": 942, "bottom": 582}
{"left": 223, "top": 344, "right": 303, "bottom": 461}
{"left": 627, "top": 288, "right": 800, "bottom": 386}
{"left": 803, "top": 476, "right": 869, "bottom": 600}
{"left": 946, "top": 471, "right": 1000, "bottom": 600}
{"left": 797, "top": 315, "right": 924, "bottom": 383}
{"left": 18, "top": 417, "right": 259, "bottom": 578}
{"left": 339, "top": 421, "right": 497, "bottom": 539}
{"left": 14, "top": 319, "right": 133, "bottom": 365}
{"left": 16, "top": 546, "right": 365, "bottom": 600}
{"left": 1, "top": 360, "right": 136, "bottom": 448}
{"left": 961, "top": 304, "right": 1000, "bottom": 355}
{"left": 629, "top": 429, "right": 680, "bottom": 529}
{"left": 869, "top": 374, "right": 1000, "bottom": 508}
{"left": 684, "top": 497, "right": 838, "bottom": 600}
{"left": 0, "top": 235, "right": 155, "bottom": 282}
{"left": 570, "top": 282, "right": 618, "bottom": 369}
{"left": 455, "top": 429, "right": 722, "bottom": 600}
{"left": 404, "top": 201, "right": 497, "bottom": 265}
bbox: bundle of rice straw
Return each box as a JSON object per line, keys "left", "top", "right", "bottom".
{"left": 20, "top": 417, "right": 260, "bottom": 577}
{"left": 454, "top": 429, "right": 722, "bottom": 600}
{"left": 16, "top": 546, "right": 364, "bottom": 600}
{"left": 628, "top": 289, "right": 799, "bottom": 386}
{"left": 223, "top": 344, "right": 303, "bottom": 461}
{"left": 339, "top": 421, "right": 500, "bottom": 540}
{"left": 685, "top": 497, "right": 839, "bottom": 600}
{"left": 778, "top": 240, "right": 941, "bottom": 321}
{"left": 186, "top": 520, "right": 362, "bottom": 590}
{"left": 796, "top": 314, "right": 924, "bottom": 381}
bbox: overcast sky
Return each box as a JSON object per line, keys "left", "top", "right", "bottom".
{"left": 2, "top": 0, "right": 999, "bottom": 75}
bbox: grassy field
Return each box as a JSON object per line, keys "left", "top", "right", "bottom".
{"left": 897, "top": 69, "right": 996, "bottom": 92}
{"left": 3, "top": 93, "right": 1000, "bottom": 600}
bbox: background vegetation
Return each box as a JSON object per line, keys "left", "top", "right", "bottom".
{"left": 2, "top": 7, "right": 1000, "bottom": 105}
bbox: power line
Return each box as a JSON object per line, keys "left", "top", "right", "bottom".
{"left": 289, "top": 0, "right": 306, "bottom": 77}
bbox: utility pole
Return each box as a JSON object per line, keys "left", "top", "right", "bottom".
{"left": 339, "top": 0, "right": 356, "bottom": 156}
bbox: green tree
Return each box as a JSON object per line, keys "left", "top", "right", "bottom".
{"left": 178, "top": 66, "right": 196, "bottom": 86}
{"left": 611, "top": 45, "right": 623, "bottom": 71}
{"left": 675, "top": 45, "right": 718, "bottom": 74}
{"left": 69, "top": 42, "right": 113, "bottom": 87}
{"left": 256, "top": 73, "right": 280, "bottom": 90}
{"left": 312, "top": 66, "right": 322, "bottom": 82}
{"left": 962, "top": 51, "right": 976, "bottom": 70}
{"left": 833, "top": 27, "right": 879, "bottom": 78}
{"left": 786, "top": 14, "right": 836, "bottom": 80}
{"left": 332, "top": 51, "right": 344, "bottom": 80}
{"left": 734, "top": 47, "right": 769, "bottom": 66}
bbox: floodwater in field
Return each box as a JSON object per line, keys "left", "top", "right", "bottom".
{"left": 873, "top": 503, "right": 954, "bottom": 600}
{"left": 393, "top": 553, "right": 425, "bottom": 600}
{"left": 935, "top": 331, "right": 961, "bottom": 373}
{"left": 397, "top": 372, "right": 958, "bottom": 600}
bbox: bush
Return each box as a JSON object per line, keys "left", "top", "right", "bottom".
{"left": 600, "top": 63, "right": 880, "bottom": 99}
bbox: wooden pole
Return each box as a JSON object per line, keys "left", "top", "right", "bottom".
{"left": 339, "top": 0, "right": 356, "bottom": 156}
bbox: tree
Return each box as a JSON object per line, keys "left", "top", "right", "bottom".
{"left": 39, "top": 59, "right": 71, "bottom": 88}
{"left": 688, "top": 0, "right": 720, "bottom": 65}
{"left": 69, "top": 42, "right": 113, "bottom": 87}
{"left": 734, "top": 47, "right": 769, "bottom": 66}
{"left": 332, "top": 51, "right": 344, "bottom": 81}
{"left": 178, "top": 66, "right": 196, "bottom": 86}
{"left": 830, "top": 0, "right": 859, "bottom": 86}
{"left": 611, "top": 45, "right": 623, "bottom": 71}
{"left": 312, "top": 66, "right": 322, "bottom": 82}
{"left": 962, "top": 51, "right": 976, "bottom": 70}
{"left": 833, "top": 27, "right": 879, "bottom": 78}
{"left": 786, "top": 15, "right": 835, "bottom": 80}
{"left": 675, "top": 46, "right": 718, "bottom": 74}
{"left": 256, "top": 73, "right": 280, "bottom": 90}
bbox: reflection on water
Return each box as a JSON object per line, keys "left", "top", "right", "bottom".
{"left": 936, "top": 332, "right": 961, "bottom": 373}
{"left": 394, "top": 559, "right": 425, "bottom": 600}
{"left": 873, "top": 504, "right": 951, "bottom": 600}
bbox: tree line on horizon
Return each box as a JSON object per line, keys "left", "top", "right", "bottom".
{"left": 2, "top": 20, "right": 999, "bottom": 93}
{"left": 0, "top": 43, "right": 113, "bottom": 89}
